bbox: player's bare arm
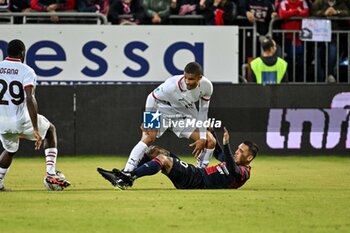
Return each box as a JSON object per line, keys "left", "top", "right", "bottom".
{"left": 189, "top": 129, "right": 216, "bottom": 158}
{"left": 140, "top": 124, "right": 157, "bottom": 146}
{"left": 24, "top": 86, "right": 42, "bottom": 150}
{"left": 221, "top": 127, "right": 236, "bottom": 172}
{"left": 223, "top": 127, "right": 229, "bottom": 145}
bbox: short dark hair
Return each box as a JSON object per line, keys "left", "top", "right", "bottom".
{"left": 243, "top": 141, "right": 259, "bottom": 158}
{"left": 184, "top": 62, "right": 202, "bottom": 75}
{"left": 7, "top": 39, "right": 25, "bottom": 58}
{"left": 261, "top": 37, "right": 275, "bottom": 52}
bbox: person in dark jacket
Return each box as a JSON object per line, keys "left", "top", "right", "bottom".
{"left": 244, "top": 0, "right": 275, "bottom": 36}
{"left": 30, "top": 0, "right": 76, "bottom": 22}
{"left": 202, "top": 0, "right": 238, "bottom": 25}
{"left": 108, "top": 0, "right": 145, "bottom": 24}
{"left": 312, "top": 0, "right": 350, "bottom": 83}
{"left": 76, "top": 0, "right": 108, "bottom": 14}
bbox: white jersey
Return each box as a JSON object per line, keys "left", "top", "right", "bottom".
{"left": 148, "top": 75, "right": 213, "bottom": 139}
{"left": 151, "top": 75, "right": 212, "bottom": 114}
{"left": 0, "top": 57, "right": 37, "bottom": 134}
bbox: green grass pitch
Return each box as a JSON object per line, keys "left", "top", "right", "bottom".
{"left": 1, "top": 155, "right": 350, "bottom": 233}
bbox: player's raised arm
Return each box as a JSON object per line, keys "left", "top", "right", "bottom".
{"left": 222, "top": 127, "right": 237, "bottom": 173}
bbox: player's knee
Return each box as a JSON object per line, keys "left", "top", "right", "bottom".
{"left": 206, "top": 132, "right": 216, "bottom": 149}
{"left": 141, "top": 133, "right": 156, "bottom": 146}
{"left": 6, "top": 151, "right": 16, "bottom": 157}
{"left": 156, "top": 154, "right": 172, "bottom": 169}
{"left": 2, "top": 150, "right": 15, "bottom": 157}
{"left": 147, "top": 145, "right": 158, "bottom": 159}
{"left": 45, "top": 123, "right": 56, "bottom": 138}
{"left": 147, "top": 145, "right": 170, "bottom": 159}
{"left": 156, "top": 154, "right": 167, "bottom": 163}
{"left": 49, "top": 123, "right": 56, "bottom": 133}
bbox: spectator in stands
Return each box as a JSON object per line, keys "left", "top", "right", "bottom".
{"left": 143, "top": 0, "right": 171, "bottom": 24}
{"left": 278, "top": 0, "right": 310, "bottom": 82}
{"left": 0, "top": 0, "right": 9, "bottom": 11}
{"left": 312, "top": 0, "right": 349, "bottom": 83}
{"left": 10, "top": 0, "right": 32, "bottom": 12}
{"left": 30, "top": 0, "right": 76, "bottom": 22}
{"left": 108, "top": 0, "right": 145, "bottom": 25}
{"left": 9, "top": 0, "right": 32, "bottom": 23}
{"left": 76, "top": 0, "right": 108, "bottom": 14}
{"left": 244, "top": 0, "right": 275, "bottom": 36}
{"left": 170, "top": 0, "right": 206, "bottom": 24}
{"left": 237, "top": 0, "right": 246, "bottom": 16}
{"left": 171, "top": 0, "right": 198, "bottom": 15}
{"left": 275, "top": 0, "right": 312, "bottom": 12}
{"left": 201, "top": 0, "right": 238, "bottom": 25}
{"left": 243, "top": 0, "right": 275, "bottom": 60}
{"left": 250, "top": 36, "right": 288, "bottom": 84}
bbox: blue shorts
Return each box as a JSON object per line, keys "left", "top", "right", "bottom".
{"left": 166, "top": 158, "right": 205, "bottom": 189}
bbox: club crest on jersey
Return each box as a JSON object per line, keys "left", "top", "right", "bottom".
{"left": 143, "top": 110, "right": 161, "bottom": 129}
{"left": 216, "top": 163, "right": 230, "bottom": 175}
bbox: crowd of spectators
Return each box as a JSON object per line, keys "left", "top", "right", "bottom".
{"left": 1, "top": 1, "right": 348, "bottom": 27}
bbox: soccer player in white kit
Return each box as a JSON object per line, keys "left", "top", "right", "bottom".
{"left": 0, "top": 39, "right": 70, "bottom": 191}
{"left": 98, "top": 62, "right": 217, "bottom": 189}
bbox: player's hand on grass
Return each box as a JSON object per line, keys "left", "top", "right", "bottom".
{"left": 33, "top": 129, "right": 42, "bottom": 150}
{"left": 223, "top": 127, "right": 229, "bottom": 145}
{"left": 190, "top": 139, "right": 206, "bottom": 158}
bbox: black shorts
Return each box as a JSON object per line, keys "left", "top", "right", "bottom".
{"left": 167, "top": 158, "right": 205, "bottom": 189}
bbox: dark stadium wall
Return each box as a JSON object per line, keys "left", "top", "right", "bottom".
{"left": 15, "top": 84, "right": 350, "bottom": 156}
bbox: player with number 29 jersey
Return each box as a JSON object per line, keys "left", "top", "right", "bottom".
{"left": 0, "top": 57, "right": 37, "bottom": 134}
{"left": 0, "top": 40, "right": 71, "bottom": 192}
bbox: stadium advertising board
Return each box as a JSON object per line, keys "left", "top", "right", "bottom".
{"left": 0, "top": 25, "right": 239, "bottom": 84}
{"left": 212, "top": 85, "right": 350, "bottom": 155}
{"left": 266, "top": 92, "right": 349, "bottom": 150}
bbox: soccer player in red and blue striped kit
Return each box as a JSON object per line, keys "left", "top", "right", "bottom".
{"left": 98, "top": 127, "right": 258, "bottom": 189}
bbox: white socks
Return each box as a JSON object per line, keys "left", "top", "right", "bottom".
{"left": 45, "top": 148, "right": 58, "bottom": 175}
{"left": 124, "top": 141, "right": 148, "bottom": 172}
{"left": 196, "top": 148, "right": 214, "bottom": 168}
{"left": 0, "top": 167, "right": 9, "bottom": 189}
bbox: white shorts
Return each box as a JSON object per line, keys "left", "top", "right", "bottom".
{"left": 0, "top": 115, "right": 50, "bottom": 153}
{"left": 156, "top": 114, "right": 197, "bottom": 139}
{"left": 152, "top": 102, "right": 199, "bottom": 139}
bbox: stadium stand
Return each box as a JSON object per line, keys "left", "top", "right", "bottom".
{"left": 0, "top": 11, "right": 108, "bottom": 23}
{"left": 268, "top": 16, "right": 350, "bottom": 83}
{"left": 0, "top": 0, "right": 349, "bottom": 83}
